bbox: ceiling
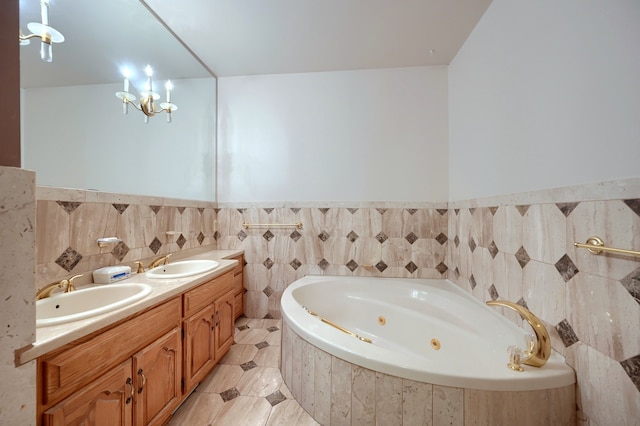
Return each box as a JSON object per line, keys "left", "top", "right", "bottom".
{"left": 19, "top": 0, "right": 492, "bottom": 88}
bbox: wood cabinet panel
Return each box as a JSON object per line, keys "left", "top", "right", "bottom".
{"left": 183, "top": 271, "right": 233, "bottom": 318}
{"left": 42, "top": 359, "right": 133, "bottom": 426}
{"left": 215, "top": 290, "right": 235, "bottom": 361}
{"left": 133, "top": 328, "right": 182, "bottom": 426}
{"left": 40, "top": 298, "right": 181, "bottom": 407}
{"left": 182, "top": 304, "right": 215, "bottom": 393}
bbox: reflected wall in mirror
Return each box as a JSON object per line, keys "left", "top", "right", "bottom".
{"left": 20, "top": 0, "right": 217, "bottom": 201}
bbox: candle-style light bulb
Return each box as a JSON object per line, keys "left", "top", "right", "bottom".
{"left": 165, "top": 80, "right": 173, "bottom": 103}
{"left": 40, "top": 0, "right": 50, "bottom": 26}
{"left": 145, "top": 65, "right": 153, "bottom": 93}
{"left": 122, "top": 68, "right": 130, "bottom": 93}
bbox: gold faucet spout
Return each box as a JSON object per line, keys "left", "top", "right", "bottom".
{"left": 35, "top": 274, "right": 83, "bottom": 300}
{"left": 486, "top": 300, "right": 551, "bottom": 368}
{"left": 148, "top": 254, "right": 171, "bottom": 269}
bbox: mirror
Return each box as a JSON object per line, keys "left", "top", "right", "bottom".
{"left": 20, "top": 0, "right": 217, "bottom": 201}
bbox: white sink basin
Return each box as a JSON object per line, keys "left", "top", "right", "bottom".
{"left": 145, "top": 259, "right": 220, "bottom": 279}
{"left": 36, "top": 283, "right": 152, "bottom": 327}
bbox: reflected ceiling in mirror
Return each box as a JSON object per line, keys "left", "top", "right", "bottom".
{"left": 19, "top": 0, "right": 213, "bottom": 89}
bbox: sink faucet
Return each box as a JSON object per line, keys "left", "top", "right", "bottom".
{"left": 35, "top": 274, "right": 83, "bottom": 300}
{"left": 148, "top": 254, "right": 172, "bottom": 270}
{"left": 486, "top": 300, "right": 551, "bottom": 368}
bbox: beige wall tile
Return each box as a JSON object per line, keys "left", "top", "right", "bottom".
{"left": 375, "top": 372, "right": 402, "bottom": 425}
{"left": 433, "top": 385, "right": 463, "bottom": 426}
{"left": 351, "top": 365, "right": 376, "bottom": 425}
{"left": 330, "top": 356, "right": 352, "bottom": 425}
{"left": 402, "top": 379, "right": 433, "bottom": 426}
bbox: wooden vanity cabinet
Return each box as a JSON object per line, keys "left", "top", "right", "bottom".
{"left": 230, "top": 254, "right": 245, "bottom": 319}
{"left": 182, "top": 270, "right": 234, "bottom": 393}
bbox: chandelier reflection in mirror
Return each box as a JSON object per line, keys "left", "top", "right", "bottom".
{"left": 115, "top": 65, "right": 178, "bottom": 123}
{"left": 19, "top": 0, "right": 65, "bottom": 62}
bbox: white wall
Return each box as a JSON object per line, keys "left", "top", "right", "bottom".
{"left": 217, "top": 67, "right": 448, "bottom": 203}
{"left": 449, "top": 0, "right": 640, "bottom": 201}
{"left": 23, "top": 78, "right": 217, "bottom": 201}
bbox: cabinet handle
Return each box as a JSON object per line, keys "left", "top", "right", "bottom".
{"left": 215, "top": 310, "right": 220, "bottom": 327}
{"left": 137, "top": 368, "right": 147, "bottom": 394}
{"left": 211, "top": 314, "right": 215, "bottom": 330}
{"left": 163, "top": 346, "right": 176, "bottom": 353}
{"left": 126, "top": 378, "right": 134, "bottom": 404}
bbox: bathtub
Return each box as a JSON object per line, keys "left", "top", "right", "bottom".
{"left": 280, "top": 276, "right": 576, "bottom": 425}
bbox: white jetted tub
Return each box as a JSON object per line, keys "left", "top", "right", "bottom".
{"left": 280, "top": 276, "right": 576, "bottom": 425}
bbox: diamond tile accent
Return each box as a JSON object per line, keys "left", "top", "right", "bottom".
{"left": 347, "top": 208, "right": 359, "bottom": 214}
{"left": 112, "top": 203, "right": 129, "bottom": 214}
{"left": 488, "top": 206, "right": 498, "bottom": 216}
{"left": 437, "top": 209, "right": 448, "bottom": 216}
{"left": 405, "top": 261, "right": 418, "bottom": 274}
{"left": 55, "top": 247, "right": 83, "bottom": 272}
{"left": 149, "top": 205, "right": 161, "bottom": 214}
{"left": 375, "top": 232, "right": 388, "bottom": 244}
{"left": 454, "top": 267, "right": 460, "bottom": 279}
{"left": 406, "top": 208, "right": 417, "bottom": 215}
{"left": 318, "top": 231, "right": 330, "bottom": 242}
{"left": 197, "top": 232, "right": 205, "bottom": 245}
{"left": 237, "top": 229, "right": 248, "bottom": 241}
{"left": 56, "top": 201, "right": 81, "bottom": 214}
{"left": 375, "top": 261, "right": 388, "bottom": 272}
{"left": 176, "top": 234, "right": 187, "bottom": 249}
{"left": 623, "top": 199, "right": 640, "bottom": 217}
{"left": 515, "top": 246, "right": 530, "bottom": 268}
{"left": 290, "top": 258, "right": 302, "bottom": 270}
{"left": 266, "top": 390, "right": 287, "bottom": 407}
{"left": 236, "top": 208, "right": 246, "bottom": 213}
{"left": 177, "top": 207, "right": 185, "bottom": 214}
{"left": 469, "top": 208, "right": 476, "bottom": 215}
{"left": 556, "top": 202, "right": 579, "bottom": 217}
{"left": 620, "top": 267, "right": 640, "bottom": 304}
{"left": 488, "top": 241, "right": 499, "bottom": 258}
{"left": 267, "top": 326, "right": 279, "bottom": 332}
{"left": 469, "top": 275, "right": 477, "bottom": 289}
{"left": 318, "top": 258, "right": 329, "bottom": 270}
{"left": 214, "top": 208, "right": 221, "bottom": 214}
{"left": 489, "top": 284, "right": 499, "bottom": 301}
{"left": 220, "top": 387, "right": 240, "bottom": 402}
{"left": 214, "top": 231, "right": 221, "bottom": 241}
{"left": 240, "top": 361, "right": 257, "bottom": 372}
{"left": 149, "top": 237, "right": 162, "bottom": 254}
{"left": 620, "top": 355, "right": 640, "bottom": 392}
{"left": 290, "top": 207, "right": 301, "bottom": 214}
{"left": 290, "top": 230, "right": 302, "bottom": 242}
{"left": 263, "top": 230, "right": 275, "bottom": 241}
{"left": 555, "top": 254, "right": 579, "bottom": 282}
{"left": 555, "top": 319, "right": 580, "bottom": 347}
{"left": 436, "top": 262, "right": 448, "bottom": 275}
{"left": 255, "top": 341, "right": 269, "bottom": 349}
{"left": 376, "top": 208, "right": 387, "bottom": 215}
{"left": 263, "top": 258, "right": 274, "bottom": 270}
{"left": 516, "top": 297, "right": 528, "bottom": 309}
{"left": 263, "top": 208, "right": 274, "bottom": 214}
{"left": 347, "top": 231, "right": 359, "bottom": 242}
{"left": 264, "top": 313, "right": 274, "bottom": 319}
{"left": 263, "top": 286, "right": 274, "bottom": 297}
{"left": 454, "top": 209, "right": 460, "bottom": 215}
{"left": 436, "top": 233, "right": 448, "bottom": 245}
{"left": 237, "top": 325, "right": 249, "bottom": 331}
{"left": 469, "top": 237, "right": 477, "bottom": 252}
{"left": 515, "top": 205, "right": 530, "bottom": 216}
{"left": 318, "top": 208, "right": 330, "bottom": 214}
{"left": 405, "top": 232, "right": 418, "bottom": 245}
{"left": 111, "top": 241, "right": 129, "bottom": 262}
{"left": 197, "top": 207, "right": 204, "bottom": 214}
{"left": 346, "top": 259, "right": 359, "bottom": 272}
{"left": 454, "top": 235, "right": 460, "bottom": 247}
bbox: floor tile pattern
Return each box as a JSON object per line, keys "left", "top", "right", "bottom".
{"left": 168, "top": 318, "right": 318, "bottom": 426}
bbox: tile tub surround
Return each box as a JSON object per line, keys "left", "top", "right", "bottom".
{"left": 281, "top": 321, "right": 575, "bottom": 425}
{"left": 215, "top": 203, "right": 449, "bottom": 319}
{"left": 447, "top": 182, "right": 640, "bottom": 425}
{"left": 35, "top": 186, "right": 218, "bottom": 289}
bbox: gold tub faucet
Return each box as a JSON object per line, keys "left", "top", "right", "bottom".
{"left": 148, "top": 253, "right": 172, "bottom": 269}
{"left": 486, "top": 300, "right": 551, "bottom": 368}
{"left": 35, "top": 274, "right": 84, "bottom": 300}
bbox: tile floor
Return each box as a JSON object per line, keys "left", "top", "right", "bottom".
{"left": 168, "top": 317, "right": 319, "bottom": 426}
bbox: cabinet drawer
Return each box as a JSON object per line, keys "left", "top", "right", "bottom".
{"left": 233, "top": 256, "right": 244, "bottom": 275}
{"left": 234, "top": 293, "right": 243, "bottom": 319}
{"left": 183, "top": 271, "right": 233, "bottom": 318}
{"left": 39, "top": 297, "right": 181, "bottom": 406}
{"left": 233, "top": 270, "right": 243, "bottom": 295}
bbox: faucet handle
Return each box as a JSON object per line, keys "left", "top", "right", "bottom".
{"left": 507, "top": 345, "right": 525, "bottom": 372}
{"left": 134, "top": 261, "right": 145, "bottom": 274}
{"left": 66, "top": 274, "right": 83, "bottom": 292}
{"left": 163, "top": 254, "right": 172, "bottom": 265}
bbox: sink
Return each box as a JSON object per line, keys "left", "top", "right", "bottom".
{"left": 145, "top": 259, "right": 219, "bottom": 279}
{"left": 36, "top": 283, "right": 152, "bottom": 327}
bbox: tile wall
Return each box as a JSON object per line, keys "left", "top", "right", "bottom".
{"left": 215, "top": 204, "right": 449, "bottom": 319}
{"left": 447, "top": 185, "right": 640, "bottom": 425}
{"left": 34, "top": 187, "right": 218, "bottom": 289}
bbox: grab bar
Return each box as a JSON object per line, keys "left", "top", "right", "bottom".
{"left": 574, "top": 236, "right": 640, "bottom": 257}
{"left": 242, "top": 221, "right": 303, "bottom": 229}
{"left": 302, "top": 306, "right": 373, "bottom": 343}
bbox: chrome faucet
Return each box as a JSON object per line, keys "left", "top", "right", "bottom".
{"left": 486, "top": 300, "right": 551, "bottom": 369}
{"left": 148, "top": 253, "right": 172, "bottom": 270}
{"left": 35, "top": 274, "right": 83, "bottom": 300}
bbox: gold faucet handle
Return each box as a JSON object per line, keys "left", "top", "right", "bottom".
{"left": 507, "top": 345, "right": 525, "bottom": 372}
{"left": 134, "top": 261, "right": 145, "bottom": 274}
{"left": 163, "top": 254, "right": 172, "bottom": 265}
{"left": 66, "top": 274, "right": 84, "bottom": 292}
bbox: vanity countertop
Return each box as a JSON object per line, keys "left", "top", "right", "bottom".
{"left": 16, "top": 249, "right": 244, "bottom": 365}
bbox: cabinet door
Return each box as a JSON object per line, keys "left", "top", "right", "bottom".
{"left": 133, "top": 327, "right": 182, "bottom": 426}
{"left": 233, "top": 269, "right": 244, "bottom": 320}
{"left": 42, "top": 359, "right": 133, "bottom": 426}
{"left": 214, "top": 290, "right": 235, "bottom": 361}
{"left": 183, "top": 304, "right": 215, "bottom": 393}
